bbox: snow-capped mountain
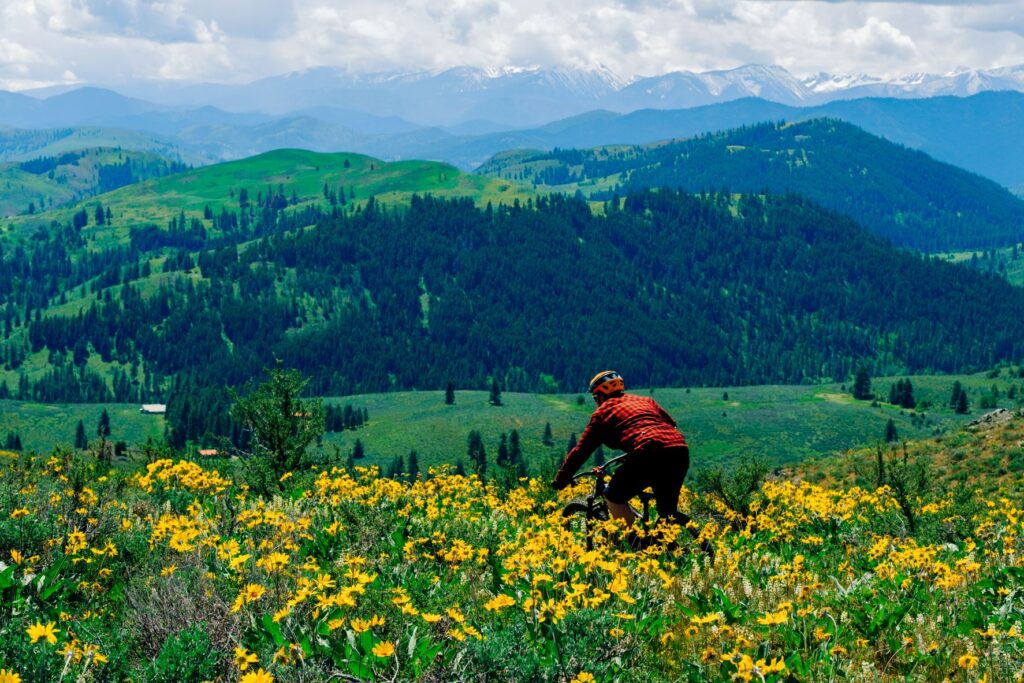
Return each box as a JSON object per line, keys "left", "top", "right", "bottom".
{"left": 10, "top": 63, "right": 1024, "bottom": 129}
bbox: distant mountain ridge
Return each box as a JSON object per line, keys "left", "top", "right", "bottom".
{"left": 4, "top": 86, "right": 1024, "bottom": 191}
{"left": 477, "top": 118, "right": 1024, "bottom": 251}
{"left": 22, "top": 63, "right": 1024, "bottom": 126}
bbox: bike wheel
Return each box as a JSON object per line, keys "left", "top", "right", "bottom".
{"left": 561, "top": 499, "right": 609, "bottom": 550}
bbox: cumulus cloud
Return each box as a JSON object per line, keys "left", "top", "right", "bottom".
{"left": 0, "top": 0, "right": 1022, "bottom": 90}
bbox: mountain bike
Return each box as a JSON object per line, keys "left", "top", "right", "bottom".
{"left": 560, "top": 453, "right": 715, "bottom": 560}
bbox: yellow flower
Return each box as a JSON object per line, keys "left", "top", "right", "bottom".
{"left": 234, "top": 647, "right": 259, "bottom": 671}
{"left": 240, "top": 668, "right": 274, "bottom": 683}
{"left": 958, "top": 654, "right": 979, "bottom": 670}
{"left": 570, "top": 673, "right": 596, "bottom": 683}
{"left": 0, "top": 669, "right": 21, "bottom": 683}
{"left": 161, "top": 565, "right": 176, "bottom": 577}
{"left": 26, "top": 621, "right": 59, "bottom": 646}
{"left": 483, "top": 594, "right": 516, "bottom": 612}
{"left": 422, "top": 613, "right": 442, "bottom": 623}
{"left": 757, "top": 610, "right": 788, "bottom": 626}
{"left": 371, "top": 641, "right": 395, "bottom": 657}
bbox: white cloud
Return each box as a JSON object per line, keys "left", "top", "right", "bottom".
{"left": 0, "top": 0, "right": 1022, "bottom": 89}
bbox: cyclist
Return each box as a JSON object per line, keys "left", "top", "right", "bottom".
{"left": 551, "top": 370, "right": 690, "bottom": 527}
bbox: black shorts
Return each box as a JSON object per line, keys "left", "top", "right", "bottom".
{"left": 604, "top": 445, "right": 690, "bottom": 520}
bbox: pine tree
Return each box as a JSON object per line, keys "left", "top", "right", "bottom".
{"left": 950, "top": 381, "right": 964, "bottom": 410}
{"left": 352, "top": 438, "right": 365, "bottom": 460}
{"left": 454, "top": 459, "right": 466, "bottom": 477}
{"left": 445, "top": 382, "right": 455, "bottom": 405}
{"left": 542, "top": 422, "right": 554, "bottom": 446}
{"left": 98, "top": 409, "right": 111, "bottom": 439}
{"left": 884, "top": 419, "right": 898, "bottom": 443}
{"left": 566, "top": 433, "right": 578, "bottom": 454}
{"left": 408, "top": 450, "right": 420, "bottom": 480}
{"left": 467, "top": 430, "right": 487, "bottom": 478}
{"left": 489, "top": 378, "right": 503, "bottom": 406}
{"left": 956, "top": 389, "right": 970, "bottom": 415}
{"left": 852, "top": 367, "right": 873, "bottom": 400}
{"left": 74, "top": 420, "right": 88, "bottom": 449}
{"left": 496, "top": 433, "right": 510, "bottom": 467}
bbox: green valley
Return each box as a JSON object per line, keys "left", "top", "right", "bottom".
{"left": 4, "top": 371, "right": 1022, "bottom": 474}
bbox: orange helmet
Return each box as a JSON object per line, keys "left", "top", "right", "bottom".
{"left": 589, "top": 370, "right": 625, "bottom": 397}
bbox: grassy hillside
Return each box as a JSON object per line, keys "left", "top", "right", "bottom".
{"left": 1, "top": 149, "right": 533, "bottom": 249}
{"left": 478, "top": 119, "right": 1024, "bottom": 251}
{"left": 802, "top": 409, "right": 1024, "bottom": 499}
{"left": 0, "top": 148, "right": 185, "bottom": 218}
{"left": 4, "top": 372, "right": 1021, "bottom": 472}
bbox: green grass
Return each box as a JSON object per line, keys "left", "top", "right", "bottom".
{"left": 937, "top": 246, "right": 1024, "bottom": 287}
{"left": 0, "top": 401, "right": 165, "bottom": 449}
{"left": 4, "top": 371, "right": 1021, "bottom": 473}
{"left": 2, "top": 149, "right": 535, "bottom": 249}
{"left": 0, "top": 148, "right": 187, "bottom": 219}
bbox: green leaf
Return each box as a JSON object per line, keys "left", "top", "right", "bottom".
{"left": 262, "top": 613, "right": 286, "bottom": 647}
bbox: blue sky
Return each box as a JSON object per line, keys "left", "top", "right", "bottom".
{"left": 1, "top": 0, "right": 1022, "bottom": 89}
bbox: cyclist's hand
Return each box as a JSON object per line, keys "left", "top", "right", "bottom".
{"left": 551, "top": 474, "right": 570, "bottom": 491}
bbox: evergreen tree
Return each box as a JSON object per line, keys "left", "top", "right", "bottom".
{"left": 852, "top": 367, "right": 873, "bottom": 400}
{"left": 445, "top": 381, "right": 455, "bottom": 405}
{"left": 97, "top": 409, "right": 111, "bottom": 439}
{"left": 956, "top": 389, "right": 970, "bottom": 415}
{"left": 950, "top": 381, "right": 965, "bottom": 410}
{"left": 352, "top": 438, "right": 365, "bottom": 460}
{"left": 489, "top": 378, "right": 503, "bottom": 406}
{"left": 74, "top": 419, "right": 88, "bottom": 449}
{"left": 542, "top": 422, "right": 554, "bottom": 446}
{"left": 467, "top": 430, "right": 487, "bottom": 478}
{"left": 454, "top": 459, "right": 466, "bottom": 477}
{"left": 884, "top": 418, "right": 898, "bottom": 443}
{"left": 496, "top": 433, "right": 510, "bottom": 467}
{"left": 228, "top": 365, "right": 326, "bottom": 477}
{"left": 566, "top": 433, "right": 577, "bottom": 454}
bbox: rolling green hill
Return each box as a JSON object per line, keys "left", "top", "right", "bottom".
{"left": 478, "top": 119, "right": 1024, "bottom": 251}
{"left": 1, "top": 149, "right": 533, "bottom": 249}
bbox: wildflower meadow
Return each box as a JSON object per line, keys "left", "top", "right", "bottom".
{"left": 0, "top": 447, "right": 1022, "bottom": 682}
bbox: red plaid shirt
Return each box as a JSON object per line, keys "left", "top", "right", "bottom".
{"left": 556, "top": 393, "right": 687, "bottom": 482}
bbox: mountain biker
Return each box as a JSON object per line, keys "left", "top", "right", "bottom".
{"left": 551, "top": 371, "right": 690, "bottom": 527}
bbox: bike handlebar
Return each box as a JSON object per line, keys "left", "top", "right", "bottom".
{"left": 570, "top": 452, "right": 629, "bottom": 481}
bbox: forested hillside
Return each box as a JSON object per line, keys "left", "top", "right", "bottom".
{"left": 4, "top": 189, "right": 1024, "bottom": 429}
{"left": 480, "top": 119, "right": 1024, "bottom": 251}
{"left": 0, "top": 148, "right": 187, "bottom": 217}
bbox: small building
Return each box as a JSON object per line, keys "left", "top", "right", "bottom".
{"left": 140, "top": 404, "right": 167, "bottom": 415}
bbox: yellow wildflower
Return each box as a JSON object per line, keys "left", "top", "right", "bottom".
{"left": 26, "top": 621, "right": 59, "bottom": 645}
{"left": 371, "top": 641, "right": 395, "bottom": 657}
{"left": 234, "top": 647, "right": 258, "bottom": 671}
{"left": 240, "top": 668, "right": 274, "bottom": 683}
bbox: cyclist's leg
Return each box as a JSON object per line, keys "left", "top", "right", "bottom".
{"left": 651, "top": 445, "right": 689, "bottom": 521}
{"left": 604, "top": 456, "right": 646, "bottom": 526}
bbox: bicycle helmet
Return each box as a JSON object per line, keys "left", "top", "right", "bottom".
{"left": 589, "top": 370, "right": 625, "bottom": 398}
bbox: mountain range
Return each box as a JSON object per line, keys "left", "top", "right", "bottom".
{"left": 21, "top": 63, "right": 1024, "bottom": 127}
{"left": 3, "top": 83, "right": 1024, "bottom": 193}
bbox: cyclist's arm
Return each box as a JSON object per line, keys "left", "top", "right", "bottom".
{"left": 553, "top": 413, "right": 603, "bottom": 488}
